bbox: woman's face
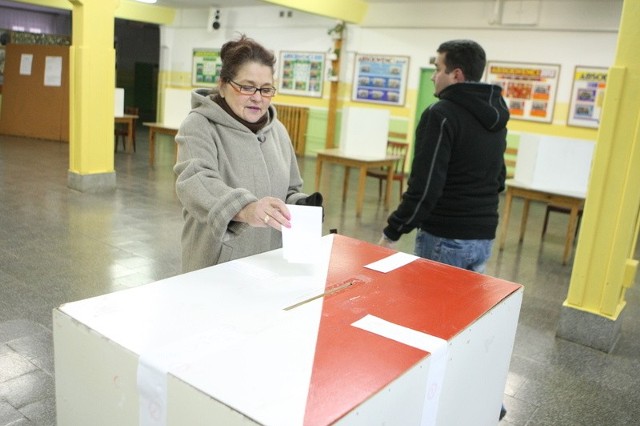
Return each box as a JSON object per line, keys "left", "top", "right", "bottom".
{"left": 219, "top": 61, "right": 275, "bottom": 123}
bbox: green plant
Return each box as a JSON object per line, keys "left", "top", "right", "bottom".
{"left": 327, "top": 21, "right": 345, "bottom": 38}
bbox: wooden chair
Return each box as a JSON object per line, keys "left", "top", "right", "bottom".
{"left": 504, "top": 146, "right": 518, "bottom": 179}
{"left": 115, "top": 106, "right": 139, "bottom": 152}
{"left": 366, "top": 141, "right": 409, "bottom": 202}
{"left": 542, "top": 204, "right": 584, "bottom": 239}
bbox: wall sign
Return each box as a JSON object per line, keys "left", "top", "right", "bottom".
{"left": 192, "top": 49, "right": 221, "bottom": 87}
{"left": 278, "top": 51, "right": 325, "bottom": 98}
{"left": 352, "top": 53, "right": 409, "bottom": 106}
{"left": 486, "top": 61, "right": 560, "bottom": 123}
{"left": 567, "top": 66, "right": 607, "bottom": 128}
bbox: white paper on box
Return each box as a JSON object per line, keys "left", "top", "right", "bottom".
{"left": 365, "top": 252, "right": 418, "bottom": 273}
{"left": 352, "top": 314, "right": 448, "bottom": 426}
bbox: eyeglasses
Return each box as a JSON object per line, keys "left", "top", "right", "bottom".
{"left": 228, "top": 80, "right": 277, "bottom": 97}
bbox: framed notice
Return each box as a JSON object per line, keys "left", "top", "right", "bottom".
{"left": 192, "top": 49, "right": 221, "bottom": 87}
{"left": 352, "top": 53, "right": 409, "bottom": 106}
{"left": 486, "top": 61, "right": 560, "bottom": 123}
{"left": 278, "top": 51, "right": 325, "bottom": 98}
{"left": 567, "top": 66, "right": 607, "bottom": 128}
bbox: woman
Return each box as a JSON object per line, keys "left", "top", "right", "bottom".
{"left": 174, "top": 35, "right": 320, "bottom": 273}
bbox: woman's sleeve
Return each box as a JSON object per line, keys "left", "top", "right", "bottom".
{"left": 174, "top": 113, "right": 256, "bottom": 239}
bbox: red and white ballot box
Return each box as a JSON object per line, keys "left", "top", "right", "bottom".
{"left": 53, "top": 235, "right": 522, "bottom": 426}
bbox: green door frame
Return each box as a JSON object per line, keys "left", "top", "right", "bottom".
{"left": 409, "top": 67, "right": 438, "bottom": 163}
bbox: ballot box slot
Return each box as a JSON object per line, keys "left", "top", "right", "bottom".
{"left": 284, "top": 278, "right": 365, "bottom": 311}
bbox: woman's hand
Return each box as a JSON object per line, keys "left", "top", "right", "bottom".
{"left": 234, "top": 197, "right": 291, "bottom": 230}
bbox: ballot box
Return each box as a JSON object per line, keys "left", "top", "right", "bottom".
{"left": 53, "top": 235, "right": 523, "bottom": 426}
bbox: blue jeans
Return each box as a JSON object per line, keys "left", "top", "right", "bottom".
{"left": 414, "top": 230, "right": 494, "bottom": 273}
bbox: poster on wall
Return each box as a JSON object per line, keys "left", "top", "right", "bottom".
{"left": 352, "top": 53, "right": 409, "bottom": 106}
{"left": 567, "top": 66, "right": 607, "bottom": 128}
{"left": 192, "top": 49, "right": 221, "bottom": 87}
{"left": 278, "top": 51, "right": 325, "bottom": 98}
{"left": 486, "top": 61, "right": 560, "bottom": 123}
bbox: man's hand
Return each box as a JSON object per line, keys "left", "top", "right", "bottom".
{"left": 377, "top": 234, "right": 398, "bottom": 249}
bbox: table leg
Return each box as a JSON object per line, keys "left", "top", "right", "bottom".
{"left": 149, "top": 129, "right": 156, "bottom": 167}
{"left": 314, "top": 157, "right": 323, "bottom": 192}
{"left": 519, "top": 199, "right": 531, "bottom": 243}
{"left": 563, "top": 206, "right": 580, "bottom": 265}
{"left": 384, "top": 165, "right": 394, "bottom": 209}
{"left": 342, "top": 167, "right": 351, "bottom": 203}
{"left": 356, "top": 166, "right": 367, "bottom": 217}
{"left": 499, "top": 188, "right": 513, "bottom": 250}
{"left": 126, "top": 120, "right": 134, "bottom": 154}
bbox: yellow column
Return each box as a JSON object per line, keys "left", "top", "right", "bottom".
{"left": 557, "top": 0, "right": 640, "bottom": 352}
{"left": 67, "top": 0, "right": 119, "bottom": 192}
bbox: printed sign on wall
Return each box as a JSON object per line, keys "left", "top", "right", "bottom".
{"left": 278, "top": 51, "right": 325, "bottom": 98}
{"left": 486, "top": 61, "right": 560, "bottom": 123}
{"left": 192, "top": 49, "right": 221, "bottom": 87}
{"left": 352, "top": 54, "right": 409, "bottom": 106}
{"left": 567, "top": 66, "right": 607, "bottom": 128}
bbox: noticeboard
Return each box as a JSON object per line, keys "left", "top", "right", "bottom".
{"left": 351, "top": 53, "right": 409, "bottom": 106}
{"left": 486, "top": 61, "right": 560, "bottom": 123}
{"left": 567, "top": 66, "right": 607, "bottom": 128}
{"left": 278, "top": 51, "right": 325, "bottom": 98}
{"left": 192, "top": 49, "right": 221, "bottom": 87}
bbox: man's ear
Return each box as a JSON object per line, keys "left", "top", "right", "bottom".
{"left": 453, "top": 68, "right": 466, "bottom": 82}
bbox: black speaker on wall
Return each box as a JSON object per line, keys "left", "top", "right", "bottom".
{"left": 212, "top": 9, "right": 221, "bottom": 30}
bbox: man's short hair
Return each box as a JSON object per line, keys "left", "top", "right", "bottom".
{"left": 437, "top": 40, "right": 486, "bottom": 82}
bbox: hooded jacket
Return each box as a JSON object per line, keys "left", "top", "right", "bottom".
{"left": 174, "top": 89, "right": 307, "bottom": 272}
{"left": 383, "top": 82, "right": 509, "bottom": 241}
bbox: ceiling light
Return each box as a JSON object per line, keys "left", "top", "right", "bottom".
{"left": 135, "top": 0, "right": 158, "bottom": 4}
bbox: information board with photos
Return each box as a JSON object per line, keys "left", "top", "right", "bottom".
{"left": 192, "top": 49, "right": 221, "bottom": 87}
{"left": 278, "top": 51, "right": 325, "bottom": 98}
{"left": 567, "top": 66, "right": 607, "bottom": 128}
{"left": 352, "top": 54, "right": 409, "bottom": 106}
{"left": 486, "top": 61, "right": 560, "bottom": 123}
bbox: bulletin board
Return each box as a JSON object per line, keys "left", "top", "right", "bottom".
{"left": 485, "top": 61, "right": 560, "bottom": 123}
{"left": 192, "top": 49, "right": 221, "bottom": 87}
{"left": 0, "top": 44, "right": 69, "bottom": 141}
{"left": 278, "top": 51, "right": 325, "bottom": 98}
{"left": 351, "top": 53, "right": 409, "bottom": 106}
{"left": 567, "top": 66, "right": 607, "bottom": 128}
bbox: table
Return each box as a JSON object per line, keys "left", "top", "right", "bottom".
{"left": 54, "top": 234, "right": 522, "bottom": 426}
{"left": 498, "top": 179, "right": 586, "bottom": 265}
{"left": 315, "top": 148, "right": 402, "bottom": 217}
{"left": 143, "top": 122, "right": 179, "bottom": 166}
{"left": 114, "top": 114, "right": 139, "bottom": 153}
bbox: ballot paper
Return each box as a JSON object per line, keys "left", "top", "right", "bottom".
{"left": 281, "top": 205, "right": 322, "bottom": 263}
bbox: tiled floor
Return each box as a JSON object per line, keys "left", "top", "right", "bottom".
{"left": 1, "top": 129, "right": 639, "bottom": 425}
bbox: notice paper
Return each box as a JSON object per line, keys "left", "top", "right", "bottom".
{"left": 20, "top": 54, "right": 33, "bottom": 75}
{"left": 44, "top": 56, "right": 62, "bottom": 87}
{"left": 281, "top": 205, "right": 322, "bottom": 263}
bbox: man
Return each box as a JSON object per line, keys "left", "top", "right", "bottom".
{"left": 379, "top": 38, "right": 510, "bottom": 422}
{"left": 379, "top": 39, "right": 509, "bottom": 275}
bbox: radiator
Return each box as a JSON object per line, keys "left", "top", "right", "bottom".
{"left": 274, "top": 104, "right": 309, "bottom": 156}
